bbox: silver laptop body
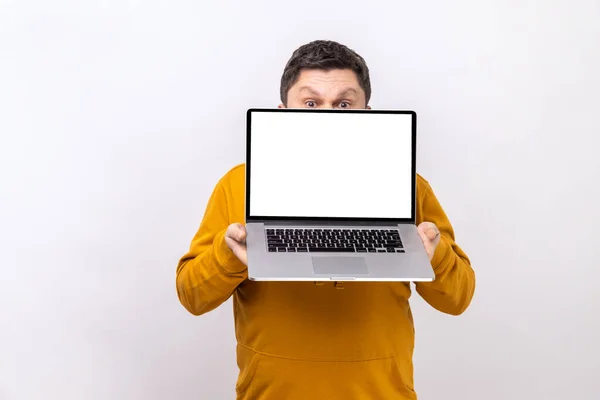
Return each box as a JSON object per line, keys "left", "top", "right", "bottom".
{"left": 245, "top": 108, "right": 435, "bottom": 282}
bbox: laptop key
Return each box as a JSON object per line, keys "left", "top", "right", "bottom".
{"left": 268, "top": 248, "right": 277, "bottom": 252}
{"left": 356, "top": 248, "right": 367, "bottom": 252}
{"left": 383, "top": 242, "right": 402, "bottom": 248}
{"left": 297, "top": 248, "right": 308, "bottom": 252}
{"left": 309, "top": 247, "right": 355, "bottom": 253}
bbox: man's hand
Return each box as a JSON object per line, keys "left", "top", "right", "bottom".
{"left": 225, "top": 223, "right": 248, "bottom": 266}
{"left": 417, "top": 222, "right": 441, "bottom": 261}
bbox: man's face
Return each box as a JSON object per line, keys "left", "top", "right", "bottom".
{"left": 280, "top": 68, "right": 370, "bottom": 109}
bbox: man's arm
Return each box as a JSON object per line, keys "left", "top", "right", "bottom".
{"left": 176, "top": 179, "right": 247, "bottom": 316}
{"left": 415, "top": 179, "right": 476, "bottom": 315}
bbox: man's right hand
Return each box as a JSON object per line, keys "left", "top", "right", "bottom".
{"left": 224, "top": 223, "right": 248, "bottom": 266}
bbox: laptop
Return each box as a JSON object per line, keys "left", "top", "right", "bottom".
{"left": 244, "top": 108, "right": 435, "bottom": 282}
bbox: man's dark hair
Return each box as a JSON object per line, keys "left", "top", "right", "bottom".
{"left": 280, "top": 40, "right": 371, "bottom": 106}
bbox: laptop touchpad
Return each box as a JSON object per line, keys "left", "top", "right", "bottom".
{"left": 312, "top": 257, "right": 369, "bottom": 275}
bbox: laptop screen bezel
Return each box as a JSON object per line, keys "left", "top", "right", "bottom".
{"left": 245, "top": 108, "right": 417, "bottom": 224}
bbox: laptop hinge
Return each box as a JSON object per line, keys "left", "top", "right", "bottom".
{"left": 248, "top": 219, "right": 409, "bottom": 227}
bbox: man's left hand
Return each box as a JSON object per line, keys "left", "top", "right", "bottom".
{"left": 417, "top": 222, "right": 441, "bottom": 261}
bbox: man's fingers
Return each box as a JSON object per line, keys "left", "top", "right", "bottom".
{"left": 228, "top": 241, "right": 247, "bottom": 265}
{"left": 237, "top": 225, "right": 247, "bottom": 242}
{"left": 236, "top": 248, "right": 248, "bottom": 266}
{"left": 227, "top": 223, "right": 247, "bottom": 242}
{"left": 417, "top": 227, "right": 428, "bottom": 242}
{"left": 224, "top": 224, "right": 248, "bottom": 266}
{"left": 418, "top": 223, "right": 439, "bottom": 241}
{"left": 417, "top": 229, "right": 433, "bottom": 255}
{"left": 426, "top": 228, "right": 438, "bottom": 241}
{"left": 417, "top": 225, "right": 431, "bottom": 240}
{"left": 417, "top": 222, "right": 440, "bottom": 261}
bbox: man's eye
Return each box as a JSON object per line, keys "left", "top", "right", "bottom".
{"left": 305, "top": 101, "right": 317, "bottom": 107}
{"left": 339, "top": 102, "right": 350, "bottom": 108}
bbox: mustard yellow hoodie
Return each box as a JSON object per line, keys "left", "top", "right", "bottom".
{"left": 176, "top": 164, "right": 475, "bottom": 400}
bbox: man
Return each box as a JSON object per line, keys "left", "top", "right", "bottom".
{"left": 176, "top": 40, "right": 475, "bottom": 400}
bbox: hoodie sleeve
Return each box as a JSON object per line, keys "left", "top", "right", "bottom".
{"left": 176, "top": 178, "right": 247, "bottom": 316}
{"left": 414, "top": 179, "right": 476, "bottom": 315}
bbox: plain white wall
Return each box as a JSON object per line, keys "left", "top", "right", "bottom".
{"left": 1, "top": 1, "right": 599, "bottom": 399}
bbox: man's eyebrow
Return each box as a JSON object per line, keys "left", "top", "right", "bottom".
{"left": 297, "top": 86, "right": 358, "bottom": 98}
{"left": 338, "top": 88, "right": 358, "bottom": 97}
{"left": 297, "top": 86, "right": 321, "bottom": 96}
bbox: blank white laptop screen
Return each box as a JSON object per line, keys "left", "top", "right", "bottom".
{"left": 249, "top": 110, "right": 414, "bottom": 219}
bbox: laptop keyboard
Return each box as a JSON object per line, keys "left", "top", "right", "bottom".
{"left": 265, "top": 228, "right": 404, "bottom": 253}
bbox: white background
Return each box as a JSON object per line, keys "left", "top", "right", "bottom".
{"left": 249, "top": 111, "right": 413, "bottom": 218}
{"left": 1, "top": 1, "right": 599, "bottom": 399}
